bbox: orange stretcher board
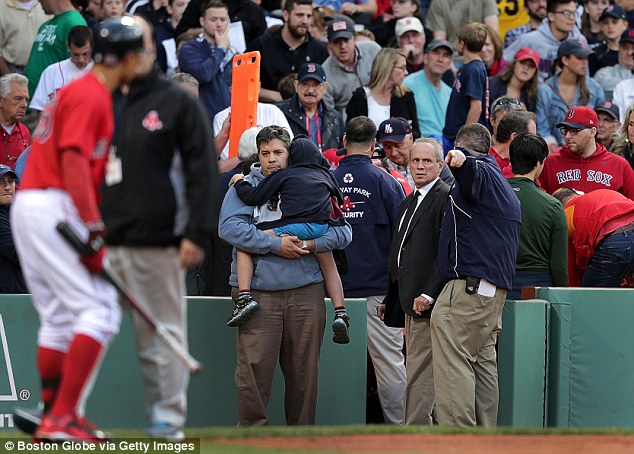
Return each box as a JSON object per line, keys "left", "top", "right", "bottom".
{"left": 228, "top": 51, "right": 260, "bottom": 158}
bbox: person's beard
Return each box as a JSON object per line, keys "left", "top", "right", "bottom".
{"left": 287, "top": 20, "right": 307, "bottom": 40}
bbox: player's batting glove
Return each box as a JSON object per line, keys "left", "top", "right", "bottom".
{"left": 80, "top": 222, "right": 107, "bottom": 274}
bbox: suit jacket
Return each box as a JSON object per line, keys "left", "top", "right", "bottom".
{"left": 383, "top": 178, "right": 450, "bottom": 327}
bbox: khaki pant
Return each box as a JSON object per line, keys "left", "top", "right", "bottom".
{"left": 109, "top": 246, "right": 188, "bottom": 428}
{"left": 234, "top": 282, "right": 326, "bottom": 426}
{"left": 403, "top": 316, "right": 434, "bottom": 425}
{"left": 430, "top": 279, "right": 505, "bottom": 427}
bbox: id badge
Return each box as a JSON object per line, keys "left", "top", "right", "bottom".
{"left": 105, "top": 146, "right": 122, "bottom": 186}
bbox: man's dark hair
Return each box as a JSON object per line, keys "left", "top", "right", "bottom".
{"left": 552, "top": 187, "right": 578, "bottom": 207}
{"left": 496, "top": 110, "right": 536, "bottom": 144}
{"left": 201, "top": 0, "right": 228, "bottom": 17}
{"left": 547, "top": 0, "right": 576, "bottom": 13}
{"left": 345, "top": 116, "right": 377, "bottom": 148}
{"left": 256, "top": 126, "right": 292, "bottom": 153}
{"left": 284, "top": 0, "right": 312, "bottom": 14}
{"left": 68, "top": 26, "right": 93, "bottom": 48}
{"left": 509, "top": 133, "right": 549, "bottom": 175}
{"left": 455, "top": 123, "right": 491, "bottom": 154}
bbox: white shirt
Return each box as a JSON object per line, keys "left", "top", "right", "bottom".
{"left": 396, "top": 177, "right": 439, "bottom": 303}
{"left": 613, "top": 79, "right": 634, "bottom": 124}
{"left": 365, "top": 87, "right": 390, "bottom": 131}
{"left": 30, "top": 58, "right": 93, "bottom": 111}
{"left": 213, "top": 103, "right": 294, "bottom": 160}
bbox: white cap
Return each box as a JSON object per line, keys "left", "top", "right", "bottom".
{"left": 395, "top": 17, "right": 424, "bottom": 39}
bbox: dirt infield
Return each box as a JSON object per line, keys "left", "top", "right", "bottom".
{"left": 218, "top": 434, "right": 634, "bottom": 453}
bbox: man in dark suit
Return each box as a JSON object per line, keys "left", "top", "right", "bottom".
{"left": 379, "top": 138, "right": 450, "bottom": 425}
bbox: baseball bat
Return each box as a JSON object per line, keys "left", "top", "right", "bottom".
{"left": 56, "top": 222, "right": 203, "bottom": 374}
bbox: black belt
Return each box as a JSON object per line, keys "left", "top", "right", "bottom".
{"left": 608, "top": 222, "right": 634, "bottom": 238}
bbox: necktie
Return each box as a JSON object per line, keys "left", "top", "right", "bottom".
{"left": 389, "top": 191, "right": 420, "bottom": 280}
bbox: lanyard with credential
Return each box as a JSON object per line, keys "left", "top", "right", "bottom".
{"left": 305, "top": 109, "right": 322, "bottom": 152}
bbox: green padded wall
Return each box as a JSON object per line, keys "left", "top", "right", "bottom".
{"left": 544, "top": 301, "right": 571, "bottom": 428}
{"left": 0, "top": 295, "right": 367, "bottom": 429}
{"left": 497, "top": 299, "right": 548, "bottom": 427}
{"left": 537, "top": 288, "right": 634, "bottom": 428}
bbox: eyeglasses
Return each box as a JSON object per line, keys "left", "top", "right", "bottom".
{"left": 553, "top": 10, "right": 577, "bottom": 19}
{"left": 492, "top": 98, "right": 522, "bottom": 110}
{"left": 393, "top": 65, "right": 408, "bottom": 72}
{"left": 0, "top": 178, "right": 17, "bottom": 187}
{"left": 560, "top": 126, "right": 587, "bottom": 136}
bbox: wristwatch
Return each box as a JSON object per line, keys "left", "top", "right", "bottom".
{"left": 301, "top": 240, "right": 309, "bottom": 251}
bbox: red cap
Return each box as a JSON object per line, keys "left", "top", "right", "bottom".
{"left": 514, "top": 47, "right": 540, "bottom": 67}
{"left": 556, "top": 106, "right": 599, "bottom": 129}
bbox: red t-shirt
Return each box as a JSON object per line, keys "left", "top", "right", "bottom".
{"left": 22, "top": 72, "right": 113, "bottom": 198}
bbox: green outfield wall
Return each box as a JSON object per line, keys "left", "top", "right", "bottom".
{"left": 2, "top": 288, "right": 634, "bottom": 430}
{"left": 0, "top": 296, "right": 367, "bottom": 429}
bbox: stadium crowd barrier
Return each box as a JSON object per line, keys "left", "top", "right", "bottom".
{"left": 1, "top": 288, "right": 633, "bottom": 430}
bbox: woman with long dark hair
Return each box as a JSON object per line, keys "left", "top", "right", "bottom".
{"left": 489, "top": 47, "right": 540, "bottom": 113}
{"left": 536, "top": 39, "right": 605, "bottom": 146}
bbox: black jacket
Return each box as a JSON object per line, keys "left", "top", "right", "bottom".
{"left": 488, "top": 76, "right": 536, "bottom": 113}
{"left": 0, "top": 205, "right": 27, "bottom": 294}
{"left": 233, "top": 136, "right": 344, "bottom": 230}
{"left": 383, "top": 179, "right": 450, "bottom": 327}
{"left": 345, "top": 86, "right": 421, "bottom": 138}
{"left": 175, "top": 0, "right": 267, "bottom": 46}
{"left": 275, "top": 95, "right": 344, "bottom": 151}
{"left": 247, "top": 27, "right": 329, "bottom": 91}
{"left": 101, "top": 69, "right": 219, "bottom": 249}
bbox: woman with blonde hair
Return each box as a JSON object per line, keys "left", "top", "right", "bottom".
{"left": 489, "top": 47, "right": 540, "bottom": 113}
{"left": 612, "top": 104, "right": 634, "bottom": 169}
{"left": 345, "top": 48, "right": 420, "bottom": 136}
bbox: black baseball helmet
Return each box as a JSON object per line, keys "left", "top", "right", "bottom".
{"left": 93, "top": 16, "right": 144, "bottom": 66}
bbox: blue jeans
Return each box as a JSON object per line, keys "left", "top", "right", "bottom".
{"left": 580, "top": 226, "right": 634, "bottom": 287}
{"left": 272, "top": 222, "right": 328, "bottom": 240}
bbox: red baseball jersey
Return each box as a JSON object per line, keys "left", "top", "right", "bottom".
{"left": 21, "top": 72, "right": 113, "bottom": 198}
{"left": 539, "top": 143, "right": 634, "bottom": 199}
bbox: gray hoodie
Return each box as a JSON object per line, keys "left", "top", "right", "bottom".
{"left": 503, "top": 19, "right": 587, "bottom": 81}
{"left": 218, "top": 163, "right": 352, "bottom": 291}
{"left": 322, "top": 40, "right": 381, "bottom": 122}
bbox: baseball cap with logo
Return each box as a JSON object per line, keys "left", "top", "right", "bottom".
{"left": 557, "top": 39, "right": 594, "bottom": 59}
{"left": 0, "top": 164, "right": 17, "bottom": 180}
{"left": 425, "top": 39, "right": 453, "bottom": 53}
{"left": 377, "top": 117, "right": 412, "bottom": 144}
{"left": 556, "top": 106, "right": 599, "bottom": 129}
{"left": 297, "top": 63, "right": 327, "bottom": 83}
{"left": 620, "top": 28, "right": 634, "bottom": 45}
{"left": 594, "top": 101, "right": 620, "bottom": 121}
{"left": 514, "top": 47, "right": 540, "bottom": 67}
{"left": 600, "top": 4, "right": 627, "bottom": 22}
{"left": 395, "top": 17, "right": 424, "bottom": 39}
{"left": 327, "top": 14, "right": 355, "bottom": 42}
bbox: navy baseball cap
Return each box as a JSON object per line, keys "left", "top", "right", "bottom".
{"left": 600, "top": 4, "right": 627, "bottom": 21}
{"left": 297, "top": 63, "right": 326, "bottom": 83}
{"left": 557, "top": 39, "right": 594, "bottom": 59}
{"left": 0, "top": 164, "right": 17, "bottom": 180}
{"left": 377, "top": 117, "right": 412, "bottom": 144}
{"left": 595, "top": 101, "right": 620, "bottom": 121}
{"left": 620, "top": 28, "right": 634, "bottom": 45}
{"left": 327, "top": 15, "right": 355, "bottom": 42}
{"left": 426, "top": 39, "right": 453, "bottom": 53}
